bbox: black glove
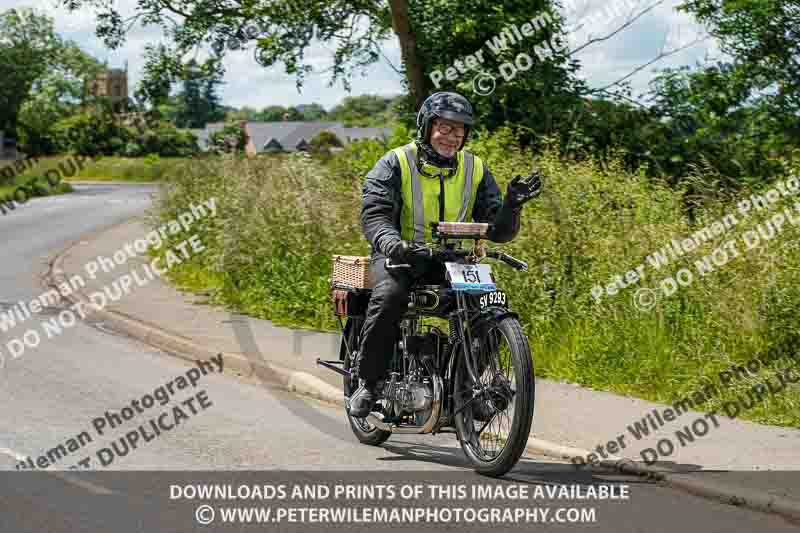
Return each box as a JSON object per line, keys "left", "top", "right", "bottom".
{"left": 385, "top": 240, "right": 431, "bottom": 264}
{"left": 506, "top": 171, "right": 543, "bottom": 208}
{"left": 385, "top": 239, "right": 413, "bottom": 263}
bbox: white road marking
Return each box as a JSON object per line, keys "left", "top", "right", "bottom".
{"left": 0, "top": 445, "right": 114, "bottom": 495}
{"left": 0, "top": 446, "right": 26, "bottom": 462}
{"left": 50, "top": 471, "right": 115, "bottom": 495}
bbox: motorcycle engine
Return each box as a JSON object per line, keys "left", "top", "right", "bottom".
{"left": 382, "top": 330, "right": 445, "bottom": 426}
{"left": 387, "top": 373, "right": 433, "bottom": 426}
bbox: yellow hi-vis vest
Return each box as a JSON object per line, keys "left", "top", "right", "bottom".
{"left": 393, "top": 142, "right": 485, "bottom": 243}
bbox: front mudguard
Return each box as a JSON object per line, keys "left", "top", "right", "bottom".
{"left": 468, "top": 307, "right": 519, "bottom": 340}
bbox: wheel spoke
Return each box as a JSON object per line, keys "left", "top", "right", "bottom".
{"left": 458, "top": 323, "right": 522, "bottom": 461}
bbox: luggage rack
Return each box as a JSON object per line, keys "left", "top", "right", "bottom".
{"left": 432, "top": 221, "right": 490, "bottom": 242}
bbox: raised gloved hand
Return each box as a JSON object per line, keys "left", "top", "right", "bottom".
{"left": 506, "top": 171, "right": 543, "bottom": 208}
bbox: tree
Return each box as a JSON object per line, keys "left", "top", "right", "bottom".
{"left": 643, "top": 62, "right": 789, "bottom": 187}
{"left": 679, "top": 0, "right": 800, "bottom": 139}
{"left": 51, "top": 100, "right": 130, "bottom": 156}
{"left": 134, "top": 44, "right": 183, "bottom": 112}
{"left": 226, "top": 106, "right": 259, "bottom": 121}
{"left": 329, "top": 95, "right": 395, "bottom": 126}
{"left": 613, "top": 0, "right": 800, "bottom": 188}
{"left": 174, "top": 59, "right": 226, "bottom": 128}
{"left": 0, "top": 8, "right": 66, "bottom": 140}
{"left": 297, "top": 103, "right": 328, "bottom": 121}
{"left": 59, "top": 0, "right": 402, "bottom": 98}
{"left": 61, "top": 0, "right": 699, "bottom": 152}
{"left": 209, "top": 122, "right": 248, "bottom": 153}
{"left": 17, "top": 40, "right": 102, "bottom": 154}
{"left": 201, "top": 72, "right": 226, "bottom": 124}
{"left": 309, "top": 130, "right": 343, "bottom": 154}
{"left": 405, "top": 0, "right": 584, "bottom": 147}
{"left": 257, "top": 105, "right": 300, "bottom": 121}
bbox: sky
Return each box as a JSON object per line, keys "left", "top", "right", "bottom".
{"left": 7, "top": 0, "right": 722, "bottom": 111}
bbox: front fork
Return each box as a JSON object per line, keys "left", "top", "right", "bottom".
{"left": 454, "top": 291, "right": 481, "bottom": 386}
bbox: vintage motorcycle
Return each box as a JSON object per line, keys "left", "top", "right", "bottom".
{"left": 317, "top": 221, "right": 535, "bottom": 477}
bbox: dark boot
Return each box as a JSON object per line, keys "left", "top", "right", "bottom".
{"left": 349, "top": 379, "right": 381, "bottom": 418}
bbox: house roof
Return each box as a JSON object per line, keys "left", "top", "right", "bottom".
{"left": 241, "top": 122, "right": 302, "bottom": 151}
{"left": 200, "top": 121, "right": 393, "bottom": 152}
{"left": 278, "top": 122, "right": 345, "bottom": 151}
{"left": 263, "top": 138, "right": 284, "bottom": 151}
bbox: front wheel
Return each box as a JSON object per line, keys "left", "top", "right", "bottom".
{"left": 454, "top": 315, "right": 535, "bottom": 477}
{"left": 341, "top": 317, "right": 391, "bottom": 446}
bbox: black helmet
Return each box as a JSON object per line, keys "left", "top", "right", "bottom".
{"left": 416, "top": 91, "right": 474, "bottom": 168}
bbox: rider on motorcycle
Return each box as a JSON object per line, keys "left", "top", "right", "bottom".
{"left": 350, "top": 91, "right": 542, "bottom": 418}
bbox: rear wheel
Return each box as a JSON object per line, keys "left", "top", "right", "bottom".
{"left": 341, "top": 317, "right": 391, "bottom": 446}
{"left": 454, "top": 315, "right": 535, "bottom": 477}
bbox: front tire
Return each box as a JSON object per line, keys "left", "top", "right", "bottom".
{"left": 454, "top": 315, "right": 535, "bottom": 477}
{"left": 341, "top": 317, "right": 391, "bottom": 446}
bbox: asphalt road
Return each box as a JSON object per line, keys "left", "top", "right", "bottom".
{"left": 0, "top": 183, "right": 796, "bottom": 532}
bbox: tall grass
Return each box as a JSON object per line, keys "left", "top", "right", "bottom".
{"left": 73, "top": 155, "right": 191, "bottom": 182}
{"left": 147, "top": 131, "right": 800, "bottom": 428}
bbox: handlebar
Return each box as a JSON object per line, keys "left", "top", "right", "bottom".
{"left": 487, "top": 251, "right": 529, "bottom": 272}
{"left": 385, "top": 244, "right": 528, "bottom": 272}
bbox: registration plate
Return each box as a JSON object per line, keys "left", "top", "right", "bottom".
{"left": 479, "top": 290, "right": 507, "bottom": 309}
{"left": 445, "top": 262, "right": 496, "bottom": 292}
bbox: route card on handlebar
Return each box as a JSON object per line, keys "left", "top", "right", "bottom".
{"left": 445, "top": 262, "right": 497, "bottom": 292}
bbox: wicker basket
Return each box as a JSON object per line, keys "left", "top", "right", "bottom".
{"left": 331, "top": 255, "right": 373, "bottom": 289}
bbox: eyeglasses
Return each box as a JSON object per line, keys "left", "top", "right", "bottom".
{"left": 434, "top": 122, "right": 466, "bottom": 139}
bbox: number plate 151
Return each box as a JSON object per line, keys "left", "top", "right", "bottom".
{"left": 445, "top": 262, "right": 497, "bottom": 292}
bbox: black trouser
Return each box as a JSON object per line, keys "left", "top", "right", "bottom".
{"left": 355, "top": 252, "right": 447, "bottom": 382}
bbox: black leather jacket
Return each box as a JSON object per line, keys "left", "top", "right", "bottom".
{"left": 361, "top": 149, "right": 521, "bottom": 256}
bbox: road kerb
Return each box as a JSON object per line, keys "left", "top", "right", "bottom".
{"left": 526, "top": 438, "right": 800, "bottom": 524}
